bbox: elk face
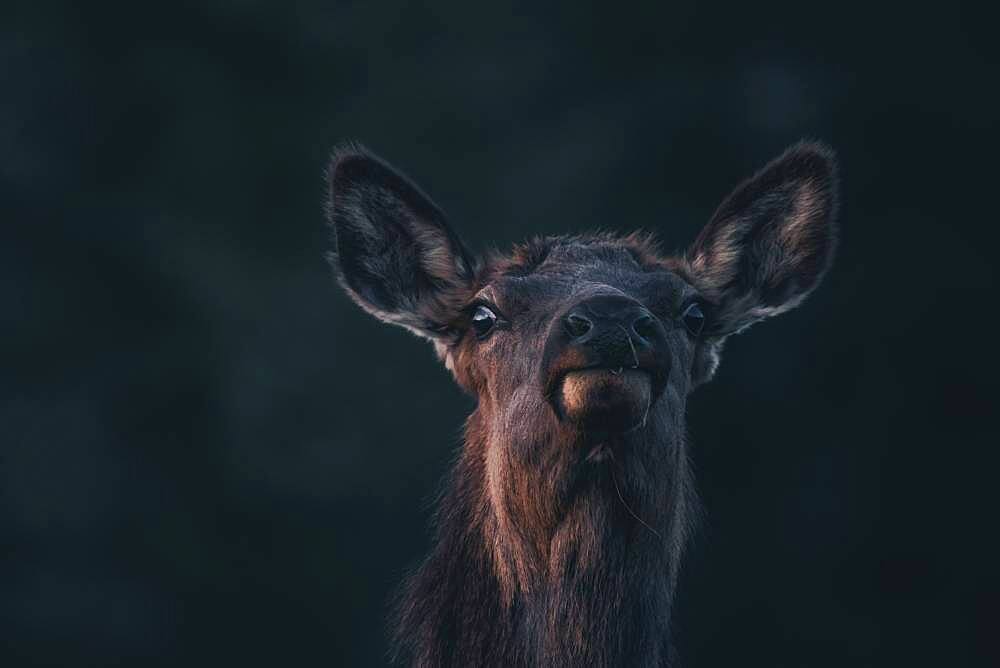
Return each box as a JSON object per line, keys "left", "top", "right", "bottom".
{"left": 455, "top": 239, "right": 696, "bottom": 466}
{"left": 328, "top": 143, "right": 837, "bottom": 516}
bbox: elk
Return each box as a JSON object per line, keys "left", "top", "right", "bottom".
{"left": 326, "top": 142, "right": 838, "bottom": 667}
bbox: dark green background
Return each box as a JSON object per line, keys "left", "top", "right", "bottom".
{"left": 3, "top": 2, "right": 997, "bottom": 666}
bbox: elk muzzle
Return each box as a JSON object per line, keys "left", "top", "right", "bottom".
{"left": 543, "top": 294, "right": 671, "bottom": 433}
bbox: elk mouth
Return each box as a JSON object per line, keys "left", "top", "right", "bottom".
{"left": 555, "top": 367, "right": 653, "bottom": 434}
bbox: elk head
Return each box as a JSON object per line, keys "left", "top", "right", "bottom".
{"left": 327, "top": 142, "right": 838, "bottom": 590}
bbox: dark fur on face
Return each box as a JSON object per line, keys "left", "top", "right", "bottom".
{"left": 326, "top": 142, "right": 839, "bottom": 667}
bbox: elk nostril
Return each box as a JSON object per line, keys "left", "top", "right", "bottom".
{"left": 565, "top": 313, "right": 593, "bottom": 338}
{"left": 632, "top": 314, "right": 657, "bottom": 341}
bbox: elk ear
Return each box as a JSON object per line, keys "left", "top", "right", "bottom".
{"left": 682, "top": 141, "right": 838, "bottom": 383}
{"left": 326, "top": 144, "right": 476, "bottom": 340}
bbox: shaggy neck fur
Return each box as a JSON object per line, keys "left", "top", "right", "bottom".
{"left": 392, "top": 406, "right": 695, "bottom": 667}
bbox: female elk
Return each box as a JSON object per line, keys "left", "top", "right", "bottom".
{"left": 327, "top": 142, "right": 838, "bottom": 666}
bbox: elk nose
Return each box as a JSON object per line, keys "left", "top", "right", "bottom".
{"left": 564, "top": 312, "right": 593, "bottom": 338}
{"left": 546, "top": 294, "right": 671, "bottom": 400}
{"left": 563, "top": 295, "right": 658, "bottom": 344}
{"left": 631, "top": 314, "right": 658, "bottom": 343}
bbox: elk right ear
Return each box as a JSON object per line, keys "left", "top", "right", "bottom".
{"left": 326, "top": 144, "right": 477, "bottom": 341}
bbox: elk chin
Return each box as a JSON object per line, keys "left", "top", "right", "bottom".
{"left": 557, "top": 369, "right": 652, "bottom": 434}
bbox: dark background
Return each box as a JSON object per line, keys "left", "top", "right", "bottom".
{"left": 3, "top": 1, "right": 998, "bottom": 666}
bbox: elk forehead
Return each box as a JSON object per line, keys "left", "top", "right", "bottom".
{"left": 498, "top": 234, "right": 660, "bottom": 278}
{"left": 481, "top": 236, "right": 697, "bottom": 317}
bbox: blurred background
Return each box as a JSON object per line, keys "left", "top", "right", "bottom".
{"left": 3, "top": 1, "right": 998, "bottom": 666}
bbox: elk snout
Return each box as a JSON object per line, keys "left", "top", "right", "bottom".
{"left": 562, "top": 295, "right": 662, "bottom": 356}
{"left": 544, "top": 295, "right": 671, "bottom": 432}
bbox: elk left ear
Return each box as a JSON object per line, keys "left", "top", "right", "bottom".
{"left": 686, "top": 141, "right": 839, "bottom": 335}
{"left": 326, "top": 144, "right": 476, "bottom": 341}
{"left": 680, "top": 141, "right": 838, "bottom": 385}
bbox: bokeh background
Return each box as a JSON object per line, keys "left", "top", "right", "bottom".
{"left": 3, "top": 2, "right": 998, "bottom": 666}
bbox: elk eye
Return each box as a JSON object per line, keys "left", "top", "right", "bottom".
{"left": 471, "top": 305, "right": 498, "bottom": 339}
{"left": 682, "top": 301, "right": 705, "bottom": 337}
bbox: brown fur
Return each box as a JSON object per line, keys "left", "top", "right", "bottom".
{"left": 325, "top": 141, "right": 839, "bottom": 666}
